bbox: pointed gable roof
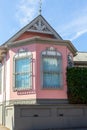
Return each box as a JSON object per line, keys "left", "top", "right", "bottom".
{"left": 4, "top": 15, "right": 63, "bottom": 45}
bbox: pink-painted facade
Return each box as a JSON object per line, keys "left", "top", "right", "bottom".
{"left": 3, "top": 40, "right": 74, "bottom": 102}
{"left": 9, "top": 44, "right": 36, "bottom": 100}
{"left": 0, "top": 15, "right": 79, "bottom": 130}
{"left": 0, "top": 15, "right": 77, "bottom": 103}
{"left": 8, "top": 43, "right": 68, "bottom": 100}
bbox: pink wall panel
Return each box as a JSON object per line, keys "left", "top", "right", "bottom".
{"left": 35, "top": 43, "right": 68, "bottom": 99}
{"left": 9, "top": 44, "right": 36, "bottom": 100}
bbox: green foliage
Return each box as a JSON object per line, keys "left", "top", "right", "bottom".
{"left": 67, "top": 67, "right": 87, "bottom": 104}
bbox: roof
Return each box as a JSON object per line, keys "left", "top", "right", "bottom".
{"left": 3, "top": 15, "right": 63, "bottom": 46}
{"left": 0, "top": 14, "right": 77, "bottom": 60}
{"left": 74, "top": 52, "right": 87, "bottom": 62}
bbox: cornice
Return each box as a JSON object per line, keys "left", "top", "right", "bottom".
{"left": 1, "top": 99, "right": 69, "bottom": 106}
{"left": 8, "top": 37, "right": 77, "bottom": 56}
{"left": 1, "top": 99, "right": 87, "bottom": 107}
{"left": 74, "top": 61, "right": 87, "bottom": 64}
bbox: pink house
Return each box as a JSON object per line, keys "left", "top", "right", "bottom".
{"left": 0, "top": 15, "right": 87, "bottom": 130}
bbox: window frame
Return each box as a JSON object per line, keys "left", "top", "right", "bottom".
{"left": 41, "top": 47, "right": 62, "bottom": 89}
{"left": 67, "top": 54, "right": 73, "bottom": 68}
{"left": 13, "top": 49, "right": 33, "bottom": 91}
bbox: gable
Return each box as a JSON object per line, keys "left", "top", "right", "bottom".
{"left": 28, "top": 17, "right": 52, "bottom": 33}
{"left": 4, "top": 15, "right": 63, "bottom": 45}
{"left": 14, "top": 31, "right": 56, "bottom": 42}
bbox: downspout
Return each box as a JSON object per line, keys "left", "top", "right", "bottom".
{"left": 2, "top": 53, "right": 6, "bottom": 126}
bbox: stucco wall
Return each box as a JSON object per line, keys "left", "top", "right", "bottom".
{"left": 36, "top": 43, "right": 70, "bottom": 99}
{"left": 0, "top": 105, "right": 2, "bottom": 124}
{"left": 9, "top": 44, "right": 37, "bottom": 100}
{"left": 5, "top": 42, "right": 72, "bottom": 101}
{"left": 0, "top": 65, "right": 4, "bottom": 102}
{"left": 5, "top": 106, "right": 14, "bottom": 130}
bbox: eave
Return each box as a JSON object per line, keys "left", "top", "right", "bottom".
{"left": 0, "top": 46, "right": 8, "bottom": 62}
{"left": 8, "top": 36, "right": 77, "bottom": 56}
{"left": 3, "top": 15, "right": 63, "bottom": 46}
{"left": 74, "top": 61, "right": 87, "bottom": 65}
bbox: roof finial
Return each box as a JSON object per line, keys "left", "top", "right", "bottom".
{"left": 39, "top": 0, "right": 42, "bottom": 15}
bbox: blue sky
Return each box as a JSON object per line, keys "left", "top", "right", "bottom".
{"left": 0, "top": 0, "right": 87, "bottom": 52}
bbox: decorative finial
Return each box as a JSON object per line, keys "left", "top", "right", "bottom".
{"left": 39, "top": 0, "right": 42, "bottom": 15}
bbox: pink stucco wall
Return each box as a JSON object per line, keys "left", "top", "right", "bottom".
{"left": 8, "top": 41, "right": 72, "bottom": 100}
{"left": 36, "top": 43, "right": 68, "bottom": 99}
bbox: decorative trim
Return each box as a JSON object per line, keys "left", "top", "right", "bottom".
{"left": 3, "top": 15, "right": 63, "bottom": 45}
{"left": 42, "top": 46, "right": 62, "bottom": 56}
{"left": 8, "top": 99, "right": 37, "bottom": 105}
{"left": 8, "top": 37, "right": 77, "bottom": 56}
{"left": 27, "top": 18, "right": 52, "bottom": 34}
{"left": 1, "top": 99, "right": 69, "bottom": 106}
{"left": 2, "top": 99, "right": 87, "bottom": 106}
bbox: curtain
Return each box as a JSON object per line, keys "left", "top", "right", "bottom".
{"left": 43, "top": 56, "right": 61, "bottom": 88}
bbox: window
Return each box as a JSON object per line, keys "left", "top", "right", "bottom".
{"left": 42, "top": 47, "right": 62, "bottom": 89}
{"left": 13, "top": 49, "right": 32, "bottom": 90}
{"left": 0, "top": 63, "right": 2, "bottom": 93}
{"left": 67, "top": 54, "right": 73, "bottom": 68}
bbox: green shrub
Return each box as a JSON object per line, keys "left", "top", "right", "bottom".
{"left": 67, "top": 67, "right": 87, "bottom": 104}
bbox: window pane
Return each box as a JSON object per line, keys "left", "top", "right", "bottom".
{"left": 15, "top": 58, "right": 30, "bottom": 73}
{"left": 43, "top": 57, "right": 60, "bottom": 72}
{"left": 15, "top": 57, "right": 32, "bottom": 89}
{"left": 43, "top": 73, "right": 61, "bottom": 88}
{"left": 15, "top": 74, "right": 32, "bottom": 89}
{"left": 42, "top": 55, "right": 62, "bottom": 88}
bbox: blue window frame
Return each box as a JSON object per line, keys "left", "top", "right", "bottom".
{"left": 42, "top": 47, "right": 62, "bottom": 89}
{"left": 13, "top": 49, "right": 32, "bottom": 90}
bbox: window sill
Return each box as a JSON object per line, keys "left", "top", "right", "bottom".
{"left": 42, "top": 86, "right": 63, "bottom": 90}
{"left": 13, "top": 87, "right": 32, "bottom": 92}
{"left": 13, "top": 87, "right": 36, "bottom": 95}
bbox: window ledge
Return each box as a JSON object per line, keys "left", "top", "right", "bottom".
{"left": 42, "top": 86, "right": 63, "bottom": 90}
{"left": 13, "top": 87, "right": 32, "bottom": 91}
